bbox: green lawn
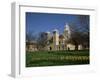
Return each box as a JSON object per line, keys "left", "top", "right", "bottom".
{"left": 26, "top": 50, "right": 89, "bottom": 67}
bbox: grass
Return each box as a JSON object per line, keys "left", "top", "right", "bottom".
{"left": 26, "top": 50, "right": 89, "bottom": 67}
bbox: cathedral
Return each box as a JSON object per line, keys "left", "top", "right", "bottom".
{"left": 26, "top": 23, "right": 83, "bottom": 52}
{"left": 44, "top": 23, "right": 83, "bottom": 51}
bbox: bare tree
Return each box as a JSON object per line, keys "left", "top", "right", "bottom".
{"left": 77, "top": 15, "right": 89, "bottom": 32}
{"left": 26, "top": 31, "right": 37, "bottom": 42}
{"left": 67, "top": 23, "right": 89, "bottom": 50}
{"left": 37, "top": 32, "right": 48, "bottom": 50}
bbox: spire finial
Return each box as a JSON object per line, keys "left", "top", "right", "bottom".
{"left": 64, "top": 23, "right": 70, "bottom": 30}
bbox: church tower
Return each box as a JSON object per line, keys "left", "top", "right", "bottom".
{"left": 63, "top": 23, "right": 71, "bottom": 40}
{"left": 53, "top": 29, "right": 59, "bottom": 50}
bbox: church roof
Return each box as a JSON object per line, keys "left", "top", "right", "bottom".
{"left": 26, "top": 41, "right": 37, "bottom": 45}
{"left": 64, "top": 23, "right": 70, "bottom": 31}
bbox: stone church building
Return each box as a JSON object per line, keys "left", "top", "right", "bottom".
{"left": 26, "top": 23, "right": 83, "bottom": 51}
{"left": 44, "top": 23, "right": 83, "bottom": 51}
